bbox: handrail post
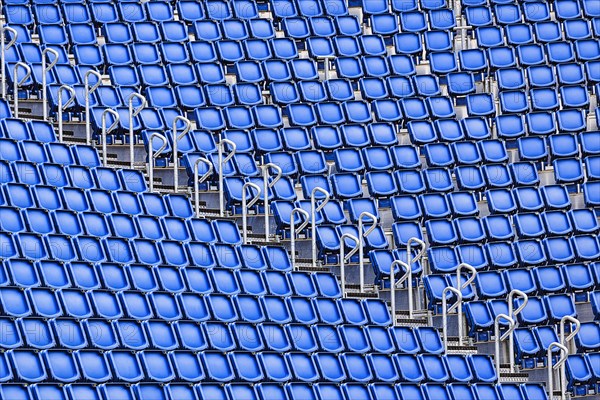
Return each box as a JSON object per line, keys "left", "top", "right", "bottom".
{"left": 559, "top": 316, "right": 580, "bottom": 353}
{"left": 560, "top": 316, "right": 580, "bottom": 400}
{"left": 442, "top": 286, "right": 463, "bottom": 349}
{"left": 193, "top": 157, "right": 213, "bottom": 218}
{"left": 12, "top": 62, "right": 30, "bottom": 118}
{"left": 406, "top": 237, "right": 426, "bottom": 319}
{"left": 41, "top": 48, "right": 59, "bottom": 120}
{"left": 147, "top": 132, "right": 168, "bottom": 192}
{"left": 242, "top": 182, "right": 261, "bottom": 244}
{"left": 494, "top": 314, "right": 516, "bottom": 378}
{"left": 261, "top": 163, "right": 282, "bottom": 242}
{"left": 127, "top": 93, "right": 146, "bottom": 169}
{"left": 218, "top": 139, "right": 236, "bottom": 216}
{"left": 391, "top": 260, "right": 411, "bottom": 327}
{"left": 172, "top": 116, "right": 192, "bottom": 193}
{"left": 548, "top": 342, "right": 569, "bottom": 400}
{"left": 1, "top": 26, "right": 17, "bottom": 100}
{"left": 311, "top": 187, "right": 330, "bottom": 269}
{"left": 508, "top": 289, "right": 529, "bottom": 372}
{"left": 101, "top": 109, "right": 119, "bottom": 167}
{"left": 340, "top": 233, "right": 359, "bottom": 298}
{"left": 84, "top": 70, "right": 102, "bottom": 145}
{"left": 57, "top": 85, "right": 76, "bottom": 143}
{"left": 358, "top": 211, "right": 377, "bottom": 293}
{"left": 290, "top": 208, "right": 309, "bottom": 269}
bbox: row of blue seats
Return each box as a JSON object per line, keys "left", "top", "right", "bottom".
{"left": 0, "top": 308, "right": 442, "bottom": 353}
{"left": 426, "top": 265, "right": 597, "bottom": 309}
{"left": 518, "top": 133, "right": 600, "bottom": 163}
{"left": 96, "top": 38, "right": 302, "bottom": 69}
{"left": 474, "top": 264, "right": 599, "bottom": 299}
{"left": 467, "top": 13, "right": 599, "bottom": 40}
{"left": 402, "top": 205, "right": 596, "bottom": 236}
{"left": 0, "top": 347, "right": 498, "bottom": 385}
{"left": 412, "top": 113, "right": 587, "bottom": 146}
{"left": 299, "top": 163, "right": 548, "bottom": 204}
{"left": 496, "top": 86, "right": 591, "bottom": 115}
{"left": 565, "top": 353, "right": 600, "bottom": 396}
{"left": 0, "top": 120, "right": 90, "bottom": 148}
{"left": 0, "top": 161, "right": 150, "bottom": 192}
{"left": 3, "top": 316, "right": 442, "bottom": 355}
{"left": 486, "top": 186, "right": 574, "bottom": 214}
{"left": 423, "top": 234, "right": 600, "bottom": 273}
{"left": 73, "top": 38, "right": 323, "bottom": 67}
{"left": 396, "top": 214, "right": 598, "bottom": 249}
{"left": 556, "top": 156, "right": 600, "bottom": 184}
{"left": 0, "top": 258, "right": 338, "bottom": 297}
{"left": 514, "top": 323, "right": 600, "bottom": 368}
{"left": 3, "top": 0, "right": 279, "bottom": 25}
{"left": 0, "top": 229, "right": 296, "bottom": 269}
{"left": 6, "top": 62, "right": 98, "bottom": 93}
{"left": 371, "top": 245, "right": 599, "bottom": 288}
{"left": 0, "top": 181, "right": 219, "bottom": 225}
{"left": 0, "top": 381, "right": 552, "bottom": 400}
{"left": 0, "top": 284, "right": 392, "bottom": 327}
{"left": 469, "top": 0, "right": 599, "bottom": 23}
{"left": 496, "top": 63, "right": 599, "bottom": 90}
{"left": 464, "top": 295, "right": 579, "bottom": 338}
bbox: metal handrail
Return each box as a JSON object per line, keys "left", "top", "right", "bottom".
{"left": 311, "top": 187, "right": 330, "bottom": 269}
{"left": 193, "top": 157, "right": 213, "bottom": 218}
{"left": 127, "top": 93, "right": 146, "bottom": 168}
{"left": 12, "top": 62, "right": 30, "bottom": 118}
{"left": 442, "top": 286, "right": 463, "bottom": 349}
{"left": 261, "top": 163, "right": 282, "bottom": 242}
{"left": 559, "top": 316, "right": 580, "bottom": 400}
{"left": 340, "top": 233, "right": 359, "bottom": 298}
{"left": 172, "top": 116, "right": 192, "bottom": 193}
{"left": 358, "top": 211, "right": 377, "bottom": 292}
{"left": 242, "top": 182, "right": 261, "bottom": 244}
{"left": 456, "top": 263, "right": 477, "bottom": 290}
{"left": 1, "top": 26, "right": 17, "bottom": 99}
{"left": 101, "top": 109, "right": 119, "bottom": 167}
{"left": 508, "top": 289, "right": 529, "bottom": 317}
{"left": 406, "top": 237, "right": 426, "bottom": 318}
{"left": 83, "top": 69, "right": 102, "bottom": 146}
{"left": 84, "top": 70, "right": 102, "bottom": 145}
{"left": 390, "top": 259, "right": 410, "bottom": 326}
{"left": 57, "top": 85, "right": 76, "bottom": 142}
{"left": 507, "top": 289, "right": 529, "bottom": 371}
{"left": 148, "top": 132, "right": 168, "bottom": 192}
{"left": 494, "top": 313, "right": 516, "bottom": 378}
{"left": 41, "top": 48, "right": 59, "bottom": 120}
{"left": 290, "top": 207, "right": 309, "bottom": 269}
{"left": 548, "top": 342, "right": 569, "bottom": 400}
{"left": 218, "top": 138, "right": 236, "bottom": 216}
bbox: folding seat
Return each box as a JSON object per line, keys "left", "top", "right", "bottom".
{"left": 452, "top": 217, "right": 485, "bottom": 243}
{"left": 466, "top": 93, "right": 496, "bottom": 117}
{"left": 564, "top": 355, "right": 594, "bottom": 396}
{"left": 515, "top": 239, "right": 548, "bottom": 266}
{"left": 18, "top": 317, "right": 55, "bottom": 350}
{"left": 560, "top": 82, "right": 589, "bottom": 108}
{"left": 418, "top": 192, "right": 450, "bottom": 219}
{"left": 43, "top": 350, "right": 79, "bottom": 383}
{"left": 11, "top": 350, "right": 46, "bottom": 382}
{"left": 554, "top": 64, "right": 586, "bottom": 89}
{"left": 571, "top": 235, "right": 600, "bottom": 261}
{"left": 541, "top": 211, "right": 573, "bottom": 237}
{"left": 552, "top": 158, "right": 585, "bottom": 185}
{"left": 445, "top": 72, "right": 476, "bottom": 97}
{"left": 137, "top": 193, "right": 168, "bottom": 218}
{"left": 106, "top": 351, "right": 145, "bottom": 383}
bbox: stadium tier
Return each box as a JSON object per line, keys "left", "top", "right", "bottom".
{"left": 0, "top": 0, "right": 599, "bottom": 399}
